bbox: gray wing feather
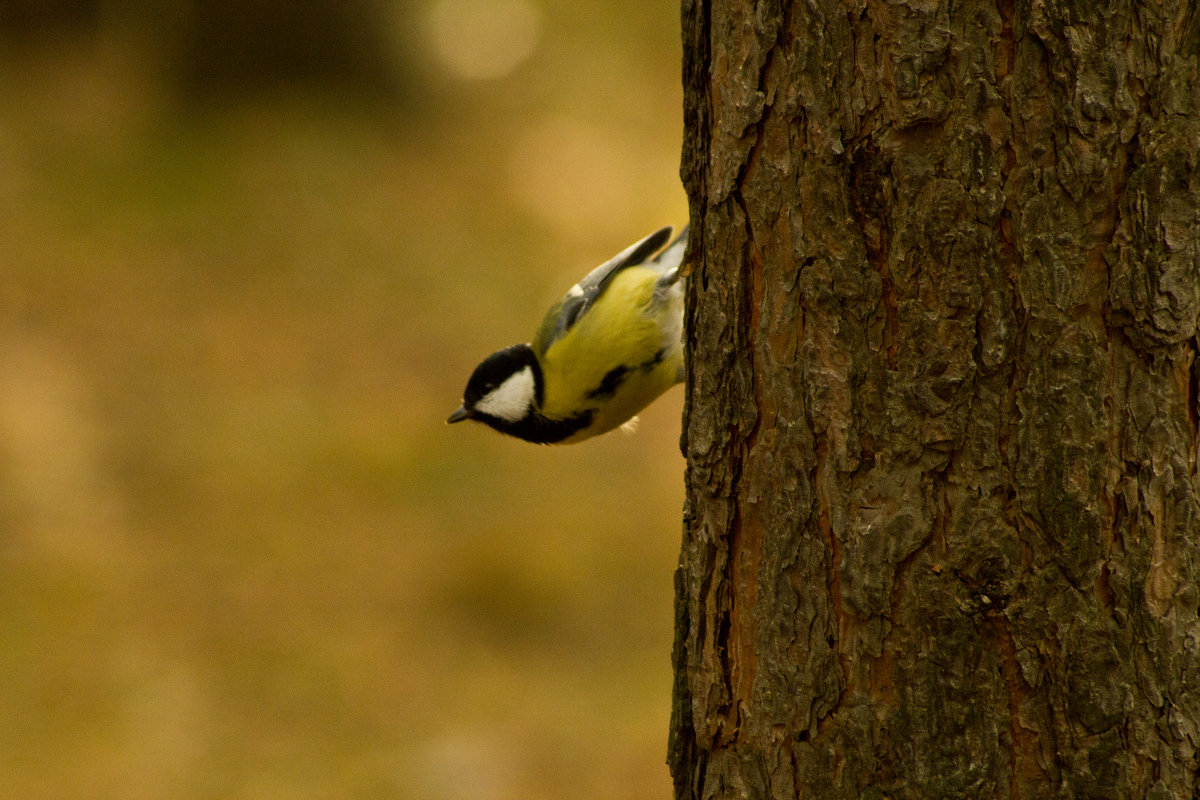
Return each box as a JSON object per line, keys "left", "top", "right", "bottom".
{"left": 534, "top": 226, "right": 674, "bottom": 354}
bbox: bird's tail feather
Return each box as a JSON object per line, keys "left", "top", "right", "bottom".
{"left": 654, "top": 224, "right": 689, "bottom": 286}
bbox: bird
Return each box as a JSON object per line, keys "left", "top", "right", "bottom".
{"left": 447, "top": 226, "right": 687, "bottom": 444}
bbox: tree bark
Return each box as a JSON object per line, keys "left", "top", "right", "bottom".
{"left": 671, "top": 2, "right": 1200, "bottom": 798}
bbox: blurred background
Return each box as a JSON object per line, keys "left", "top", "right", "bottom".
{"left": 0, "top": 2, "right": 686, "bottom": 798}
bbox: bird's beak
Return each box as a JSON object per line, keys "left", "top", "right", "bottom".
{"left": 447, "top": 406, "right": 471, "bottom": 424}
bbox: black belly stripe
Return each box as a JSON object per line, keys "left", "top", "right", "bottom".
{"left": 587, "top": 365, "right": 630, "bottom": 400}
{"left": 640, "top": 348, "right": 667, "bottom": 370}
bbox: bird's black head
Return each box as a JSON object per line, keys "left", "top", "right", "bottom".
{"left": 447, "top": 344, "right": 592, "bottom": 443}
{"left": 448, "top": 344, "right": 542, "bottom": 427}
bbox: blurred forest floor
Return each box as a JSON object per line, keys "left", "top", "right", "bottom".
{"left": 0, "top": 3, "right": 686, "bottom": 798}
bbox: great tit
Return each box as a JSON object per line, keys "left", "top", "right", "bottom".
{"left": 448, "top": 226, "right": 687, "bottom": 444}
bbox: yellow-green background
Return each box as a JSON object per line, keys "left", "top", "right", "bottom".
{"left": 0, "top": 3, "right": 686, "bottom": 797}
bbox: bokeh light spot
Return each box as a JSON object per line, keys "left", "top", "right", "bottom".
{"left": 425, "top": 0, "right": 543, "bottom": 81}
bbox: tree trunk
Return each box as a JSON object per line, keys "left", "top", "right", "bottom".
{"left": 670, "top": 2, "right": 1200, "bottom": 798}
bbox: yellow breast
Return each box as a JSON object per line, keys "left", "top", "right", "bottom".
{"left": 538, "top": 265, "right": 683, "bottom": 442}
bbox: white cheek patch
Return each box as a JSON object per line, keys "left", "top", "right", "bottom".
{"left": 474, "top": 366, "right": 536, "bottom": 422}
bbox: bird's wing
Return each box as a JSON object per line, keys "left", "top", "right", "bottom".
{"left": 532, "top": 226, "right": 673, "bottom": 356}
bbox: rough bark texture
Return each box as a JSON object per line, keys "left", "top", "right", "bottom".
{"left": 671, "top": 2, "right": 1200, "bottom": 798}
